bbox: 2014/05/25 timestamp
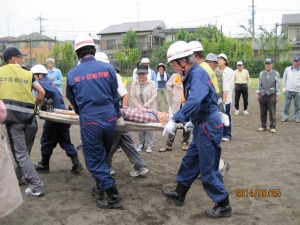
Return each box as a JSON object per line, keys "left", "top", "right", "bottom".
{"left": 235, "top": 189, "right": 281, "bottom": 197}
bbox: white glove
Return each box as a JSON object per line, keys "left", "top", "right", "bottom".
{"left": 163, "top": 120, "right": 177, "bottom": 136}
{"left": 184, "top": 121, "right": 194, "bottom": 132}
{"left": 282, "top": 88, "right": 286, "bottom": 94}
{"left": 219, "top": 112, "right": 229, "bottom": 126}
{"left": 116, "top": 117, "right": 125, "bottom": 127}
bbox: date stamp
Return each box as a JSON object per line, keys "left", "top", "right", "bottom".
{"left": 235, "top": 189, "right": 281, "bottom": 198}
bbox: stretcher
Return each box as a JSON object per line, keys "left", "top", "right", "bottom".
{"left": 38, "top": 109, "right": 166, "bottom": 131}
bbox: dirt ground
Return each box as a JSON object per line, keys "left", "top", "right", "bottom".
{"left": 1, "top": 88, "right": 300, "bottom": 225}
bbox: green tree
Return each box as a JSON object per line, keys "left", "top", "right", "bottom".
{"left": 150, "top": 41, "right": 172, "bottom": 72}
{"left": 113, "top": 48, "right": 141, "bottom": 75}
{"left": 122, "top": 29, "right": 137, "bottom": 49}
{"left": 52, "top": 41, "right": 77, "bottom": 74}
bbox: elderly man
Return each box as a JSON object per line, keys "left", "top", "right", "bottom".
{"left": 281, "top": 56, "right": 300, "bottom": 123}
{"left": 46, "top": 58, "right": 63, "bottom": 94}
{"left": 256, "top": 59, "right": 280, "bottom": 133}
{"left": 233, "top": 61, "right": 250, "bottom": 115}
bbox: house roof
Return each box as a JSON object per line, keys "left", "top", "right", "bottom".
{"left": 0, "top": 36, "right": 15, "bottom": 42}
{"left": 8, "top": 32, "right": 55, "bottom": 42}
{"left": 282, "top": 13, "right": 300, "bottom": 25}
{"left": 97, "top": 20, "right": 166, "bottom": 35}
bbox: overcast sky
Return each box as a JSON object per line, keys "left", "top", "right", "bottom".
{"left": 0, "top": 0, "right": 299, "bottom": 40}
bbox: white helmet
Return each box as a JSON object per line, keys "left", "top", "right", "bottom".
{"left": 31, "top": 64, "right": 47, "bottom": 75}
{"left": 217, "top": 53, "right": 228, "bottom": 62}
{"left": 188, "top": 40, "right": 203, "bottom": 52}
{"left": 167, "top": 41, "right": 193, "bottom": 63}
{"left": 95, "top": 52, "right": 109, "bottom": 63}
{"left": 74, "top": 35, "right": 95, "bottom": 51}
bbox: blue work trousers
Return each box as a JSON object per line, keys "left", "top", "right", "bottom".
{"left": 40, "top": 121, "right": 77, "bottom": 159}
{"left": 81, "top": 118, "right": 116, "bottom": 191}
{"left": 176, "top": 117, "right": 228, "bottom": 203}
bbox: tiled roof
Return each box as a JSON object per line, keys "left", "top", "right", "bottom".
{"left": 282, "top": 13, "right": 300, "bottom": 25}
{"left": 8, "top": 32, "right": 55, "bottom": 42}
{"left": 97, "top": 20, "right": 166, "bottom": 35}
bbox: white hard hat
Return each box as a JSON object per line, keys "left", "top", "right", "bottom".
{"left": 217, "top": 53, "right": 228, "bottom": 62}
{"left": 141, "top": 58, "right": 150, "bottom": 64}
{"left": 188, "top": 40, "right": 203, "bottom": 52}
{"left": 95, "top": 52, "right": 109, "bottom": 63}
{"left": 31, "top": 64, "right": 47, "bottom": 74}
{"left": 74, "top": 35, "right": 95, "bottom": 51}
{"left": 167, "top": 41, "right": 193, "bottom": 63}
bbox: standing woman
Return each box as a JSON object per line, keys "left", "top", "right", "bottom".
{"left": 156, "top": 63, "right": 170, "bottom": 112}
{"left": 130, "top": 65, "right": 157, "bottom": 153}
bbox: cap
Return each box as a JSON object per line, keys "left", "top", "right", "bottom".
{"left": 293, "top": 56, "right": 300, "bottom": 62}
{"left": 205, "top": 53, "right": 218, "bottom": 62}
{"left": 136, "top": 65, "right": 148, "bottom": 74}
{"left": 141, "top": 58, "right": 150, "bottom": 64}
{"left": 265, "top": 58, "right": 273, "bottom": 64}
{"left": 3, "top": 47, "right": 27, "bottom": 60}
{"left": 217, "top": 53, "right": 228, "bottom": 62}
{"left": 109, "top": 59, "right": 120, "bottom": 71}
{"left": 95, "top": 52, "right": 109, "bottom": 63}
{"left": 237, "top": 61, "right": 243, "bottom": 66}
{"left": 156, "top": 63, "right": 165, "bottom": 71}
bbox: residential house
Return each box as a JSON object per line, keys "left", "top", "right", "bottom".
{"left": 0, "top": 36, "right": 15, "bottom": 64}
{"left": 6, "top": 32, "right": 56, "bottom": 67}
{"left": 281, "top": 13, "right": 300, "bottom": 59}
{"left": 97, "top": 20, "right": 166, "bottom": 59}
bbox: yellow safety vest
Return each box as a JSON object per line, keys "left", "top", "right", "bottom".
{"left": 0, "top": 64, "right": 35, "bottom": 124}
{"left": 200, "top": 62, "right": 220, "bottom": 94}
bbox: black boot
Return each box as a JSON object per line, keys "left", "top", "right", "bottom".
{"left": 70, "top": 155, "right": 83, "bottom": 173}
{"left": 90, "top": 183, "right": 105, "bottom": 200}
{"left": 97, "top": 185, "right": 123, "bottom": 209}
{"left": 34, "top": 157, "right": 50, "bottom": 173}
{"left": 162, "top": 182, "right": 190, "bottom": 206}
{"left": 205, "top": 194, "right": 232, "bottom": 218}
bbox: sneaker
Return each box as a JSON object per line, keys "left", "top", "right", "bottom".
{"left": 146, "top": 147, "right": 153, "bottom": 153}
{"left": 76, "top": 143, "right": 83, "bottom": 150}
{"left": 257, "top": 127, "right": 267, "bottom": 132}
{"left": 25, "top": 188, "right": 44, "bottom": 197}
{"left": 137, "top": 144, "right": 144, "bottom": 152}
{"left": 295, "top": 119, "right": 300, "bottom": 123}
{"left": 222, "top": 137, "right": 230, "bottom": 142}
{"left": 234, "top": 110, "right": 239, "bottom": 115}
{"left": 281, "top": 118, "right": 287, "bottom": 122}
{"left": 243, "top": 110, "right": 250, "bottom": 115}
{"left": 159, "top": 145, "right": 173, "bottom": 152}
{"left": 130, "top": 167, "right": 149, "bottom": 177}
{"left": 270, "top": 128, "right": 276, "bottom": 133}
{"left": 110, "top": 168, "right": 116, "bottom": 175}
{"left": 182, "top": 142, "right": 189, "bottom": 151}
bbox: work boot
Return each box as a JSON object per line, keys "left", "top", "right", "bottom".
{"left": 70, "top": 155, "right": 83, "bottom": 173}
{"left": 34, "top": 158, "right": 50, "bottom": 173}
{"left": 162, "top": 182, "right": 190, "bottom": 206}
{"left": 205, "top": 194, "right": 232, "bottom": 218}
{"left": 97, "top": 185, "right": 123, "bottom": 209}
{"left": 91, "top": 183, "right": 105, "bottom": 200}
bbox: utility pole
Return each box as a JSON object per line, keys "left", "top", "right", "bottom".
{"left": 6, "top": 15, "right": 11, "bottom": 36}
{"left": 36, "top": 13, "right": 47, "bottom": 34}
{"left": 251, "top": 0, "right": 255, "bottom": 39}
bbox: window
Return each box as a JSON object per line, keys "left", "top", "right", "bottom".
{"left": 288, "top": 26, "right": 300, "bottom": 43}
{"left": 31, "top": 42, "right": 40, "bottom": 48}
{"left": 48, "top": 43, "right": 52, "bottom": 51}
{"left": 107, "top": 40, "right": 115, "bottom": 50}
{"left": 153, "top": 36, "right": 160, "bottom": 45}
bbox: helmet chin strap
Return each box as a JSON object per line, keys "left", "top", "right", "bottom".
{"left": 175, "top": 59, "right": 185, "bottom": 76}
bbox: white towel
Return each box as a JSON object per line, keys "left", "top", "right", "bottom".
{"left": 157, "top": 72, "right": 167, "bottom": 81}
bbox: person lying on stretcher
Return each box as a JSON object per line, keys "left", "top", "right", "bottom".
{"left": 121, "top": 107, "right": 169, "bottom": 125}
